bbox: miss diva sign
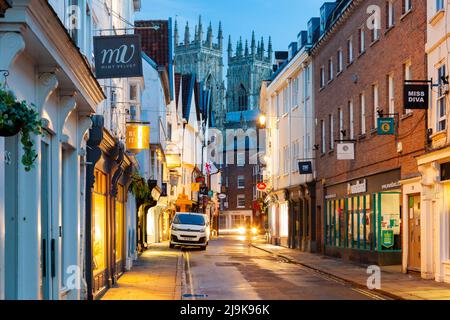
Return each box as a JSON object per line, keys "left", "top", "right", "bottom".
{"left": 93, "top": 34, "right": 143, "bottom": 79}
{"left": 403, "top": 83, "right": 429, "bottom": 110}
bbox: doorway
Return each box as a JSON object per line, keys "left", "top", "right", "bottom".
{"left": 408, "top": 195, "right": 421, "bottom": 272}
{"left": 40, "top": 135, "right": 54, "bottom": 299}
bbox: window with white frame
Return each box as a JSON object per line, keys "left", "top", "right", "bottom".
{"left": 320, "top": 66, "right": 326, "bottom": 88}
{"left": 283, "top": 145, "right": 289, "bottom": 174}
{"left": 237, "top": 152, "right": 245, "bottom": 167}
{"left": 437, "top": 65, "right": 447, "bottom": 132}
{"left": 347, "top": 38, "right": 353, "bottom": 63}
{"left": 436, "top": 0, "right": 444, "bottom": 12}
{"left": 403, "top": 0, "right": 412, "bottom": 14}
{"left": 292, "top": 77, "right": 299, "bottom": 108}
{"left": 237, "top": 195, "right": 246, "bottom": 208}
{"left": 283, "top": 87, "right": 289, "bottom": 114}
{"left": 348, "top": 100, "right": 354, "bottom": 139}
{"left": 321, "top": 120, "right": 326, "bottom": 154}
{"left": 129, "top": 84, "right": 138, "bottom": 101}
{"left": 337, "top": 49, "right": 343, "bottom": 73}
{"left": 237, "top": 175, "right": 245, "bottom": 189}
{"left": 386, "top": 1, "right": 395, "bottom": 28}
{"left": 329, "top": 114, "right": 334, "bottom": 150}
{"left": 404, "top": 61, "right": 412, "bottom": 114}
{"left": 360, "top": 93, "right": 366, "bottom": 134}
{"left": 373, "top": 84, "right": 379, "bottom": 128}
{"left": 292, "top": 140, "right": 299, "bottom": 173}
{"left": 359, "top": 27, "right": 365, "bottom": 53}
{"left": 388, "top": 74, "right": 395, "bottom": 114}
{"left": 328, "top": 58, "right": 334, "bottom": 81}
{"left": 338, "top": 108, "right": 344, "bottom": 140}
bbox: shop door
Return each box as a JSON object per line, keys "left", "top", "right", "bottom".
{"left": 40, "top": 137, "right": 54, "bottom": 299}
{"left": 408, "top": 195, "right": 421, "bottom": 272}
{"left": 293, "top": 203, "right": 300, "bottom": 249}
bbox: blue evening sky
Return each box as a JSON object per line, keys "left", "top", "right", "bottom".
{"left": 135, "top": 0, "right": 324, "bottom": 54}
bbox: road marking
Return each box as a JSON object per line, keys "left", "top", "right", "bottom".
{"left": 352, "top": 288, "right": 386, "bottom": 300}
{"left": 183, "top": 251, "right": 195, "bottom": 300}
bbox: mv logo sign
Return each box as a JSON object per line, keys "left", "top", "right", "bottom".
{"left": 94, "top": 35, "right": 143, "bottom": 79}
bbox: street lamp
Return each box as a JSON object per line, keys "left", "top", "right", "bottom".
{"left": 258, "top": 114, "right": 267, "bottom": 128}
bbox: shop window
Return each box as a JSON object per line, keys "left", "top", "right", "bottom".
{"left": 115, "top": 185, "right": 125, "bottom": 263}
{"left": 325, "top": 192, "right": 400, "bottom": 252}
{"left": 93, "top": 170, "right": 107, "bottom": 275}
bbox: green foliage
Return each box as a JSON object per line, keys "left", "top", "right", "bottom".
{"left": 129, "top": 173, "right": 152, "bottom": 206}
{"left": 0, "top": 86, "right": 42, "bottom": 171}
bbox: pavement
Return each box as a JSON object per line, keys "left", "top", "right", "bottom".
{"left": 101, "top": 243, "right": 183, "bottom": 300}
{"left": 252, "top": 243, "right": 450, "bottom": 300}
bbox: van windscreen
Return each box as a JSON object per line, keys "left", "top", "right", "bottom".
{"left": 173, "top": 214, "right": 205, "bottom": 226}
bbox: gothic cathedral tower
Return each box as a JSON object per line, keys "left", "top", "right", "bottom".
{"left": 226, "top": 31, "right": 273, "bottom": 113}
{"left": 174, "top": 16, "right": 225, "bottom": 127}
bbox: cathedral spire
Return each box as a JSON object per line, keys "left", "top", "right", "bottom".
{"left": 244, "top": 39, "right": 249, "bottom": 56}
{"left": 257, "top": 40, "right": 261, "bottom": 56}
{"left": 197, "top": 15, "right": 203, "bottom": 44}
{"left": 184, "top": 22, "right": 190, "bottom": 47}
{"left": 174, "top": 19, "right": 179, "bottom": 46}
{"left": 238, "top": 37, "right": 243, "bottom": 56}
{"left": 207, "top": 22, "right": 213, "bottom": 47}
{"left": 251, "top": 31, "right": 256, "bottom": 56}
{"left": 260, "top": 37, "right": 265, "bottom": 59}
{"left": 228, "top": 35, "right": 233, "bottom": 58}
{"left": 268, "top": 36, "right": 273, "bottom": 61}
{"left": 218, "top": 21, "right": 223, "bottom": 50}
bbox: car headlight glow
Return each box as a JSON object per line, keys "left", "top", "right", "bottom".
{"left": 251, "top": 227, "right": 258, "bottom": 235}
{"left": 237, "top": 227, "right": 246, "bottom": 235}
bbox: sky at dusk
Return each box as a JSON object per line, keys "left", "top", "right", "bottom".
{"left": 135, "top": 0, "right": 324, "bottom": 54}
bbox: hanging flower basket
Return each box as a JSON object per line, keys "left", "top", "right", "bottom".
{"left": 0, "top": 85, "right": 42, "bottom": 171}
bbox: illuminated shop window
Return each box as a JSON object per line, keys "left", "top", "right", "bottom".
{"left": 93, "top": 170, "right": 107, "bottom": 274}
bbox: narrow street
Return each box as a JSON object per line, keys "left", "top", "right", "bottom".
{"left": 103, "top": 236, "right": 390, "bottom": 300}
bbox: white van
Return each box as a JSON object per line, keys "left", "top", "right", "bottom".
{"left": 169, "top": 212, "right": 210, "bottom": 250}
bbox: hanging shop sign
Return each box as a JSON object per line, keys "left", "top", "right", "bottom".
{"left": 381, "top": 230, "right": 394, "bottom": 248}
{"left": 257, "top": 182, "right": 267, "bottom": 192}
{"left": 403, "top": 84, "right": 429, "bottom": 110}
{"left": 200, "top": 186, "right": 208, "bottom": 196}
{"left": 218, "top": 193, "right": 227, "bottom": 200}
{"left": 298, "top": 161, "right": 313, "bottom": 174}
{"left": 191, "top": 183, "right": 200, "bottom": 192}
{"left": 94, "top": 34, "right": 143, "bottom": 79}
{"left": 126, "top": 124, "right": 150, "bottom": 151}
{"left": 337, "top": 143, "right": 355, "bottom": 160}
{"left": 377, "top": 118, "right": 395, "bottom": 135}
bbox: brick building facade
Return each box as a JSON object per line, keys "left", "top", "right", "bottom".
{"left": 312, "top": 0, "right": 427, "bottom": 265}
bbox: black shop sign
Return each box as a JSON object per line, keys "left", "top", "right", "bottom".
{"left": 404, "top": 84, "right": 429, "bottom": 110}
{"left": 94, "top": 34, "right": 143, "bottom": 79}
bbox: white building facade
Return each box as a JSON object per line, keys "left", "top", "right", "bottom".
{"left": 411, "top": 0, "right": 450, "bottom": 283}
{"left": 261, "top": 44, "right": 316, "bottom": 251}
{"left": 0, "top": 0, "right": 141, "bottom": 300}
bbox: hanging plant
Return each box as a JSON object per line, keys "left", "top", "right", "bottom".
{"left": 129, "top": 173, "right": 152, "bottom": 207}
{"left": 0, "top": 85, "right": 42, "bottom": 171}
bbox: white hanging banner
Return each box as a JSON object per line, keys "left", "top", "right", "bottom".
{"left": 337, "top": 143, "right": 355, "bottom": 160}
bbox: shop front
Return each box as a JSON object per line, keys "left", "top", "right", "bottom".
{"left": 288, "top": 183, "right": 316, "bottom": 252}
{"left": 86, "top": 116, "right": 135, "bottom": 300}
{"left": 416, "top": 150, "right": 450, "bottom": 283}
{"left": 324, "top": 169, "right": 402, "bottom": 266}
